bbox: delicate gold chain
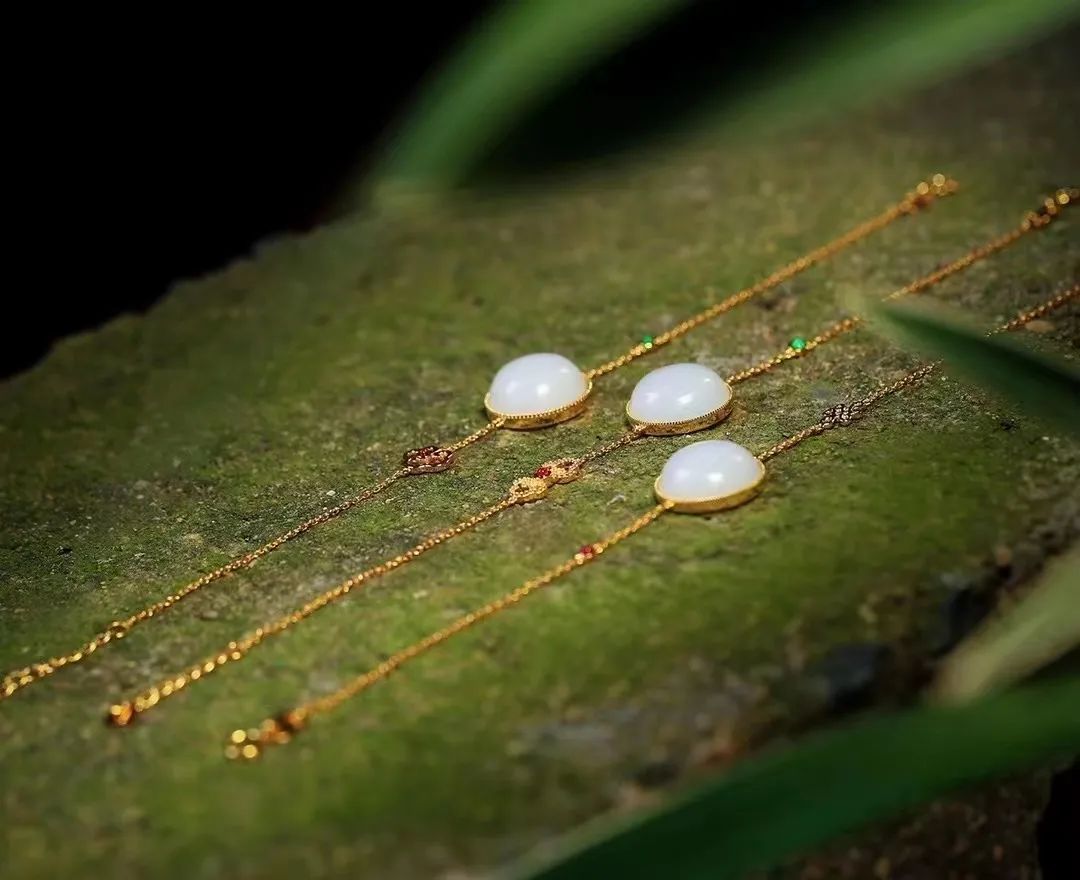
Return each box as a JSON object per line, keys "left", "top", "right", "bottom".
{"left": 993, "top": 280, "right": 1079, "bottom": 334}
{"left": 106, "top": 425, "right": 652, "bottom": 725}
{"left": 1, "top": 465, "right": 408, "bottom": 700}
{"left": 105, "top": 495, "right": 517, "bottom": 726}
{"left": 761, "top": 278, "right": 1080, "bottom": 460}
{"left": 758, "top": 363, "right": 939, "bottom": 461}
{"left": 2, "top": 420, "right": 507, "bottom": 702}
{"left": 726, "top": 188, "right": 1077, "bottom": 386}
{"left": 579, "top": 424, "right": 650, "bottom": 463}
{"left": 764, "top": 279, "right": 1080, "bottom": 457}
{"left": 223, "top": 502, "right": 673, "bottom": 761}
{"left": 107, "top": 452, "right": 620, "bottom": 725}
{"left": 103, "top": 190, "right": 1069, "bottom": 726}
{"left": 443, "top": 417, "right": 506, "bottom": 452}
{"left": 1, "top": 179, "right": 952, "bottom": 703}
{"left": 584, "top": 175, "right": 958, "bottom": 380}
{"left": 225, "top": 280, "right": 1079, "bottom": 758}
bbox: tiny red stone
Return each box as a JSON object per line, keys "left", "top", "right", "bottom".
{"left": 534, "top": 466, "right": 552, "bottom": 479}
{"left": 578, "top": 544, "right": 596, "bottom": 558}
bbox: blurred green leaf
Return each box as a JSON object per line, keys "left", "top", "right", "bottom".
{"left": 510, "top": 678, "right": 1080, "bottom": 880}
{"left": 701, "top": 0, "right": 1080, "bottom": 143}
{"left": 872, "top": 297, "right": 1080, "bottom": 437}
{"left": 934, "top": 545, "right": 1080, "bottom": 703}
{"left": 371, "top": 0, "right": 690, "bottom": 191}
{"left": 373, "top": 0, "right": 1078, "bottom": 190}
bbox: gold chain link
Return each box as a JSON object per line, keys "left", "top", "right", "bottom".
{"left": 727, "top": 187, "right": 1077, "bottom": 386}
{"left": 223, "top": 502, "right": 674, "bottom": 761}
{"left": 225, "top": 280, "right": 1079, "bottom": 758}
{"left": 579, "top": 425, "right": 649, "bottom": 464}
{"left": 761, "top": 281, "right": 1080, "bottom": 459}
{"left": 444, "top": 417, "right": 506, "bottom": 452}
{"left": 107, "top": 437, "right": 652, "bottom": 725}
{"left": 104, "top": 493, "right": 516, "bottom": 727}
{"left": 2, "top": 178, "right": 955, "bottom": 702}
{"left": 760, "top": 278, "right": 1079, "bottom": 461}
{"left": 2, "top": 423, "right": 505, "bottom": 702}
{"left": 993, "top": 280, "right": 1079, "bottom": 334}
{"left": 585, "top": 174, "right": 959, "bottom": 380}
{"left": 758, "top": 364, "right": 939, "bottom": 461}
{"left": 103, "top": 190, "right": 1071, "bottom": 726}
{"left": 1, "top": 465, "right": 409, "bottom": 700}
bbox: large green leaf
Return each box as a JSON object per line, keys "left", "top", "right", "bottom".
{"left": 934, "top": 545, "right": 1080, "bottom": 703}
{"left": 370, "top": 0, "right": 689, "bottom": 191}
{"left": 511, "top": 678, "right": 1080, "bottom": 880}
{"left": 373, "top": 0, "right": 1078, "bottom": 189}
{"left": 698, "top": 0, "right": 1080, "bottom": 142}
{"left": 872, "top": 297, "right": 1080, "bottom": 438}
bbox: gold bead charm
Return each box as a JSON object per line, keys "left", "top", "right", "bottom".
{"left": 224, "top": 709, "right": 309, "bottom": 759}
{"left": 106, "top": 702, "right": 135, "bottom": 727}
{"left": 508, "top": 477, "right": 550, "bottom": 504}
{"left": 532, "top": 457, "right": 585, "bottom": 485}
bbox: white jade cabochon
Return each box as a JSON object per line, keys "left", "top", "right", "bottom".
{"left": 656, "top": 439, "right": 764, "bottom": 506}
{"left": 627, "top": 363, "right": 732, "bottom": 425}
{"left": 487, "top": 353, "right": 588, "bottom": 417}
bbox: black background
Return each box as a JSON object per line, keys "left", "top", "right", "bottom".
{"left": 9, "top": 1, "right": 877, "bottom": 377}
{"left": 8, "top": 6, "right": 495, "bottom": 376}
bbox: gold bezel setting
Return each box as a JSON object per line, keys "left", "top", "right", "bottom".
{"left": 625, "top": 397, "right": 734, "bottom": 436}
{"left": 653, "top": 458, "right": 766, "bottom": 514}
{"left": 484, "top": 382, "right": 593, "bottom": 430}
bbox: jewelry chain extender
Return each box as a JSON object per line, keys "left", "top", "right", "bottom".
{"left": 225, "top": 279, "right": 1080, "bottom": 759}
{"left": 1, "top": 175, "right": 958, "bottom": 701}
{"left": 105, "top": 192, "right": 1075, "bottom": 728}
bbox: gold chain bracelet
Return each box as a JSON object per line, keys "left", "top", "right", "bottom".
{"left": 225, "top": 280, "right": 1080, "bottom": 759}
{"left": 103, "top": 193, "right": 1075, "bottom": 728}
{"left": 1, "top": 175, "right": 958, "bottom": 701}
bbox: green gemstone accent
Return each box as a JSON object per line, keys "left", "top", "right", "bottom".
{"left": 642, "top": 334, "right": 654, "bottom": 348}
{"left": 789, "top": 336, "right": 807, "bottom": 352}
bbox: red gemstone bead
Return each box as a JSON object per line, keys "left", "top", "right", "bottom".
{"left": 578, "top": 544, "right": 596, "bottom": 558}
{"left": 534, "top": 466, "right": 552, "bottom": 479}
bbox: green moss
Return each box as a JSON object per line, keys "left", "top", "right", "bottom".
{"left": 1, "top": 37, "right": 1079, "bottom": 880}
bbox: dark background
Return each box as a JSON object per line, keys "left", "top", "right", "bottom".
{"left": 7, "top": 6, "right": 494, "bottom": 377}
{"left": 9, "top": 0, "right": 880, "bottom": 378}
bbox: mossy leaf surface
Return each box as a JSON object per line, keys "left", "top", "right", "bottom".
{"left": 2, "top": 34, "right": 1079, "bottom": 880}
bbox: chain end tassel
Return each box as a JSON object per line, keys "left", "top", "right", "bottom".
{"left": 105, "top": 702, "right": 136, "bottom": 727}
{"left": 225, "top": 709, "right": 308, "bottom": 760}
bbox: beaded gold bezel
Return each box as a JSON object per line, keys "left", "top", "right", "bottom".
{"left": 625, "top": 395, "right": 734, "bottom": 436}
{"left": 484, "top": 381, "right": 593, "bottom": 430}
{"left": 653, "top": 457, "right": 766, "bottom": 514}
